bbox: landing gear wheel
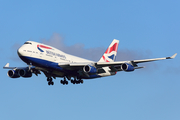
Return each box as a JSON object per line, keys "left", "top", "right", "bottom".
{"left": 48, "top": 81, "right": 54, "bottom": 85}
{"left": 71, "top": 80, "right": 75, "bottom": 84}
{"left": 51, "top": 82, "right": 54, "bottom": 85}
{"left": 60, "top": 80, "right": 63, "bottom": 84}
{"left": 48, "top": 82, "right": 51, "bottom": 85}
{"left": 66, "top": 81, "right": 68, "bottom": 85}
{"left": 60, "top": 79, "right": 68, "bottom": 85}
{"left": 80, "top": 80, "right": 83, "bottom": 84}
{"left": 77, "top": 80, "right": 80, "bottom": 84}
{"left": 47, "top": 77, "right": 54, "bottom": 85}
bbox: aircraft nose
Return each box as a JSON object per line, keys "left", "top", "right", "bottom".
{"left": 17, "top": 47, "right": 23, "bottom": 56}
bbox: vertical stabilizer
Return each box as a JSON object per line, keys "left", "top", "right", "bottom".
{"left": 98, "top": 39, "right": 119, "bottom": 62}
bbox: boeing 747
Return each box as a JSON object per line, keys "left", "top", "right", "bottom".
{"left": 3, "top": 39, "right": 177, "bottom": 85}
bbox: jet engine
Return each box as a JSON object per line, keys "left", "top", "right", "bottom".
{"left": 18, "top": 69, "right": 32, "bottom": 78}
{"left": 121, "top": 63, "right": 134, "bottom": 72}
{"left": 7, "top": 70, "right": 20, "bottom": 78}
{"left": 83, "top": 65, "right": 97, "bottom": 73}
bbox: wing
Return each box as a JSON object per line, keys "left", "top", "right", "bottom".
{"left": 3, "top": 63, "right": 41, "bottom": 77}
{"left": 3, "top": 63, "right": 17, "bottom": 69}
{"left": 58, "top": 53, "right": 177, "bottom": 72}
{"left": 96, "top": 53, "right": 177, "bottom": 67}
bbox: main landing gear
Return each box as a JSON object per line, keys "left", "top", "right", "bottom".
{"left": 47, "top": 77, "right": 84, "bottom": 86}
{"left": 71, "top": 78, "right": 83, "bottom": 85}
{"left": 60, "top": 77, "right": 68, "bottom": 85}
{"left": 60, "top": 77, "right": 84, "bottom": 85}
{"left": 47, "top": 77, "right": 54, "bottom": 85}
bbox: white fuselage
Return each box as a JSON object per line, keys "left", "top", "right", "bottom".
{"left": 18, "top": 41, "right": 93, "bottom": 64}
{"left": 17, "top": 41, "right": 114, "bottom": 79}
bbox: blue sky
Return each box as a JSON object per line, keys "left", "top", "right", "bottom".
{"left": 0, "top": 0, "right": 180, "bottom": 120}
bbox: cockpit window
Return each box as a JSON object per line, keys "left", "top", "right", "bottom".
{"left": 24, "top": 42, "right": 32, "bottom": 45}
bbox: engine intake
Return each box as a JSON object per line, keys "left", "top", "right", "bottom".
{"left": 18, "top": 69, "right": 32, "bottom": 78}
{"left": 83, "top": 65, "right": 97, "bottom": 73}
{"left": 121, "top": 63, "right": 134, "bottom": 72}
{"left": 8, "top": 70, "right": 20, "bottom": 78}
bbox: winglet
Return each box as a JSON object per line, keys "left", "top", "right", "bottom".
{"left": 3, "top": 63, "right": 9, "bottom": 68}
{"left": 3, "top": 63, "right": 16, "bottom": 69}
{"left": 166, "top": 53, "right": 177, "bottom": 59}
{"left": 171, "top": 53, "right": 177, "bottom": 59}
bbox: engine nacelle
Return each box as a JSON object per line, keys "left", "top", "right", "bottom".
{"left": 83, "top": 65, "right": 97, "bottom": 73}
{"left": 18, "top": 69, "right": 32, "bottom": 78}
{"left": 7, "top": 70, "right": 20, "bottom": 78}
{"left": 121, "top": 63, "right": 134, "bottom": 72}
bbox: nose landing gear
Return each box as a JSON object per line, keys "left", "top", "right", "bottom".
{"left": 47, "top": 77, "right": 54, "bottom": 85}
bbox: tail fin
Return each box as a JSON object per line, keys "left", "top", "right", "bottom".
{"left": 98, "top": 39, "right": 119, "bottom": 62}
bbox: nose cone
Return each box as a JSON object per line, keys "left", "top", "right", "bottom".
{"left": 17, "top": 47, "right": 23, "bottom": 56}
{"left": 17, "top": 46, "right": 30, "bottom": 64}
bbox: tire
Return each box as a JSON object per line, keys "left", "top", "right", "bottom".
{"left": 48, "top": 82, "right": 51, "bottom": 85}
{"left": 80, "top": 80, "right": 84, "bottom": 84}
{"left": 66, "top": 81, "right": 68, "bottom": 85}
{"left": 51, "top": 82, "right": 54, "bottom": 85}
{"left": 60, "top": 80, "right": 63, "bottom": 84}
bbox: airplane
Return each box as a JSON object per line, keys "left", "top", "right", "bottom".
{"left": 3, "top": 39, "right": 177, "bottom": 85}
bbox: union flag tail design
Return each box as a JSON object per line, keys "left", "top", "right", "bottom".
{"left": 98, "top": 39, "right": 119, "bottom": 62}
